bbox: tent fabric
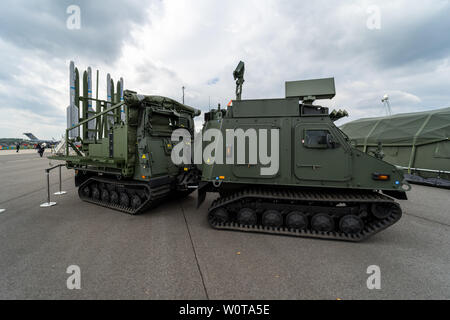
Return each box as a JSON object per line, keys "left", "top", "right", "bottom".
{"left": 340, "top": 107, "right": 450, "bottom": 146}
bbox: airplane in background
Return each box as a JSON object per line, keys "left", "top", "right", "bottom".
{"left": 23, "top": 133, "right": 59, "bottom": 148}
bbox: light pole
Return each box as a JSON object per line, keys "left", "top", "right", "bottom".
{"left": 381, "top": 94, "right": 392, "bottom": 116}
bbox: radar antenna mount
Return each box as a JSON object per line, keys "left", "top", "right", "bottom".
{"left": 233, "top": 61, "right": 245, "bottom": 101}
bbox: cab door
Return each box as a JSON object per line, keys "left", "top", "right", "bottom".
{"left": 294, "top": 123, "right": 351, "bottom": 182}
{"left": 231, "top": 124, "right": 280, "bottom": 179}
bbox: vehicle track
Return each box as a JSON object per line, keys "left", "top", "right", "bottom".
{"left": 207, "top": 188, "right": 402, "bottom": 242}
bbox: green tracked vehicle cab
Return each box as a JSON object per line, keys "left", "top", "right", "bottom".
{"left": 198, "top": 62, "right": 409, "bottom": 242}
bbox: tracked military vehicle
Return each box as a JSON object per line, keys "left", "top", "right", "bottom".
{"left": 51, "top": 62, "right": 201, "bottom": 214}
{"left": 198, "top": 62, "right": 409, "bottom": 241}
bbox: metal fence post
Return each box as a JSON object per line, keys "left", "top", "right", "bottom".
{"left": 54, "top": 165, "right": 67, "bottom": 195}
{"left": 40, "top": 169, "right": 57, "bottom": 208}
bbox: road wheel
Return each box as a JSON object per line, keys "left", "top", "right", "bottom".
{"left": 371, "top": 203, "right": 396, "bottom": 219}
{"left": 339, "top": 215, "right": 364, "bottom": 234}
{"left": 237, "top": 208, "right": 257, "bottom": 226}
{"left": 211, "top": 208, "right": 229, "bottom": 224}
{"left": 81, "top": 186, "right": 90, "bottom": 198}
{"left": 101, "top": 189, "right": 110, "bottom": 202}
{"left": 119, "top": 192, "right": 130, "bottom": 207}
{"left": 91, "top": 187, "right": 100, "bottom": 200}
{"left": 131, "top": 195, "right": 142, "bottom": 210}
{"left": 311, "top": 213, "right": 335, "bottom": 232}
{"left": 286, "top": 211, "right": 308, "bottom": 230}
{"left": 262, "top": 210, "right": 283, "bottom": 228}
{"left": 110, "top": 191, "right": 119, "bottom": 205}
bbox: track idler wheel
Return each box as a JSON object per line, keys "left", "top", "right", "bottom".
{"left": 262, "top": 210, "right": 283, "bottom": 228}
{"left": 110, "top": 191, "right": 119, "bottom": 205}
{"left": 311, "top": 213, "right": 335, "bottom": 232}
{"left": 120, "top": 192, "right": 130, "bottom": 207}
{"left": 371, "top": 203, "right": 396, "bottom": 220}
{"left": 81, "top": 186, "right": 90, "bottom": 198}
{"left": 101, "top": 189, "right": 110, "bottom": 202}
{"left": 286, "top": 211, "right": 308, "bottom": 230}
{"left": 131, "top": 195, "right": 142, "bottom": 210}
{"left": 339, "top": 215, "right": 364, "bottom": 234}
{"left": 237, "top": 208, "right": 257, "bottom": 226}
{"left": 211, "top": 208, "right": 229, "bottom": 224}
{"left": 91, "top": 186, "right": 100, "bottom": 200}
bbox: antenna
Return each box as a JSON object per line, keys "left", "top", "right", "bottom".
{"left": 182, "top": 86, "right": 185, "bottom": 104}
{"left": 381, "top": 94, "right": 392, "bottom": 116}
{"left": 233, "top": 61, "right": 245, "bottom": 100}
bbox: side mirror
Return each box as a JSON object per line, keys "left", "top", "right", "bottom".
{"left": 326, "top": 134, "right": 337, "bottom": 149}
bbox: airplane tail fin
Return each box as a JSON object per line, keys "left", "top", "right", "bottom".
{"left": 23, "top": 133, "right": 39, "bottom": 140}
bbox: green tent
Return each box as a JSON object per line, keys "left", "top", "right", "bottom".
{"left": 341, "top": 107, "right": 450, "bottom": 185}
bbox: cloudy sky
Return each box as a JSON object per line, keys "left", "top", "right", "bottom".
{"left": 0, "top": 0, "right": 449, "bottom": 139}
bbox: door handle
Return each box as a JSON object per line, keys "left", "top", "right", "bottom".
{"left": 297, "top": 164, "right": 322, "bottom": 170}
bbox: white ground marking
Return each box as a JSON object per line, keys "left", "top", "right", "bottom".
{"left": 40, "top": 202, "right": 57, "bottom": 208}
{"left": 5, "top": 159, "right": 32, "bottom": 163}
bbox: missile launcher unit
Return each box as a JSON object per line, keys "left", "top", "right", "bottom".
{"left": 51, "top": 62, "right": 201, "bottom": 214}
{"left": 198, "top": 62, "right": 410, "bottom": 242}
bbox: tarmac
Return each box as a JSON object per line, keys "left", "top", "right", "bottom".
{"left": 0, "top": 150, "right": 449, "bottom": 300}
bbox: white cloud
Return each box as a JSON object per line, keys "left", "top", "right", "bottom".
{"left": 1, "top": 0, "right": 450, "bottom": 138}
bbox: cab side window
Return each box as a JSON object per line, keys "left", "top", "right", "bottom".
{"left": 304, "top": 130, "right": 338, "bottom": 149}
